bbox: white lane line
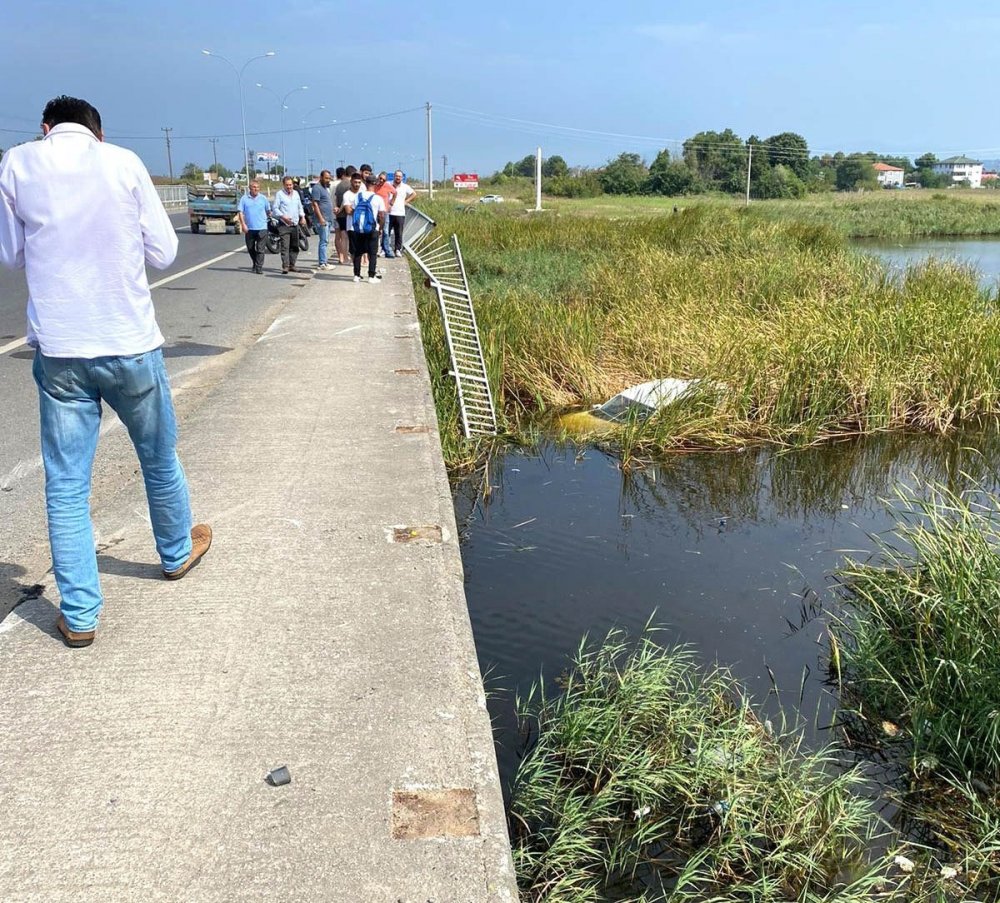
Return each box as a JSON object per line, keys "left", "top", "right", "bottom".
{"left": 0, "top": 246, "right": 243, "bottom": 357}
{"left": 148, "top": 247, "right": 242, "bottom": 289}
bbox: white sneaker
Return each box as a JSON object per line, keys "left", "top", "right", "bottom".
{"left": 318, "top": 263, "right": 328, "bottom": 270}
{"left": 368, "top": 276, "right": 378, "bottom": 284}
{"left": 353, "top": 275, "right": 361, "bottom": 283}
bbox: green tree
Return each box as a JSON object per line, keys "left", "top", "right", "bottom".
{"left": 835, "top": 157, "right": 879, "bottom": 191}
{"left": 647, "top": 149, "right": 698, "bottom": 195}
{"left": 762, "top": 132, "right": 810, "bottom": 179}
{"left": 181, "top": 162, "right": 203, "bottom": 181}
{"left": 683, "top": 128, "right": 745, "bottom": 192}
{"left": 211, "top": 164, "right": 234, "bottom": 179}
{"left": 915, "top": 152, "right": 938, "bottom": 170}
{"left": 513, "top": 154, "right": 536, "bottom": 177}
{"left": 547, "top": 171, "right": 604, "bottom": 198}
{"left": 599, "top": 152, "right": 649, "bottom": 195}
{"left": 541, "top": 155, "right": 569, "bottom": 178}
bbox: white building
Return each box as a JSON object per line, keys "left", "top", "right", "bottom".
{"left": 933, "top": 155, "right": 983, "bottom": 188}
{"left": 873, "top": 162, "right": 904, "bottom": 188}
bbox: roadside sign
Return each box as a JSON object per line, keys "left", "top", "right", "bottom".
{"left": 453, "top": 172, "right": 479, "bottom": 189}
{"left": 256, "top": 152, "right": 279, "bottom": 162}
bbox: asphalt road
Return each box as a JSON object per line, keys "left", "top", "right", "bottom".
{"left": 0, "top": 208, "right": 323, "bottom": 617}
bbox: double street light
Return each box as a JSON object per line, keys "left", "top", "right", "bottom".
{"left": 256, "top": 82, "right": 308, "bottom": 178}
{"left": 201, "top": 49, "right": 275, "bottom": 183}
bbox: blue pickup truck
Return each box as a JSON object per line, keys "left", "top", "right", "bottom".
{"left": 187, "top": 186, "right": 241, "bottom": 234}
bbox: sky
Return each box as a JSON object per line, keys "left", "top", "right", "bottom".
{"left": 2, "top": 0, "right": 999, "bottom": 180}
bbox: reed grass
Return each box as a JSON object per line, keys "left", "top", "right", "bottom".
{"left": 509, "top": 628, "right": 991, "bottom": 901}
{"left": 832, "top": 483, "right": 1000, "bottom": 897}
{"left": 412, "top": 202, "right": 1000, "bottom": 471}
{"left": 835, "top": 483, "right": 1000, "bottom": 782}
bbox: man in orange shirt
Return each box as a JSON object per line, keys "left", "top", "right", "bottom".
{"left": 373, "top": 171, "right": 397, "bottom": 258}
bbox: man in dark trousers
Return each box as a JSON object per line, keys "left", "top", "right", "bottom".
{"left": 341, "top": 172, "right": 386, "bottom": 283}
{"left": 237, "top": 179, "right": 271, "bottom": 274}
{"left": 0, "top": 95, "right": 212, "bottom": 647}
{"left": 272, "top": 175, "right": 306, "bottom": 274}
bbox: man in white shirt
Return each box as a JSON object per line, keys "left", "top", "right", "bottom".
{"left": 388, "top": 170, "right": 416, "bottom": 256}
{"left": 342, "top": 172, "right": 385, "bottom": 283}
{"left": 0, "top": 95, "right": 212, "bottom": 648}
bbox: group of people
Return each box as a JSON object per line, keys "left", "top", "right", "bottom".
{"left": 237, "top": 166, "right": 416, "bottom": 283}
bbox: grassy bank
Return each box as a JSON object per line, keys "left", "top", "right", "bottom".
{"left": 413, "top": 201, "right": 1000, "bottom": 471}
{"left": 459, "top": 185, "right": 1000, "bottom": 238}
{"left": 510, "top": 629, "right": 991, "bottom": 901}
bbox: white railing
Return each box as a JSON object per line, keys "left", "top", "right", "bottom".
{"left": 156, "top": 184, "right": 188, "bottom": 209}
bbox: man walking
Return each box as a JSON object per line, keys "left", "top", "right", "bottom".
{"left": 0, "top": 95, "right": 211, "bottom": 648}
{"left": 310, "top": 169, "right": 335, "bottom": 270}
{"left": 342, "top": 172, "right": 385, "bottom": 283}
{"left": 388, "top": 170, "right": 415, "bottom": 256}
{"left": 237, "top": 179, "right": 271, "bottom": 274}
{"left": 273, "top": 175, "right": 306, "bottom": 274}
{"left": 373, "top": 172, "right": 396, "bottom": 258}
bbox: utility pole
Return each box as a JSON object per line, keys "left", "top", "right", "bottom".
{"left": 442, "top": 154, "right": 448, "bottom": 186}
{"left": 209, "top": 137, "right": 219, "bottom": 174}
{"left": 426, "top": 101, "right": 433, "bottom": 199}
{"left": 161, "top": 127, "right": 174, "bottom": 181}
{"left": 535, "top": 146, "right": 542, "bottom": 212}
{"left": 745, "top": 142, "right": 753, "bottom": 207}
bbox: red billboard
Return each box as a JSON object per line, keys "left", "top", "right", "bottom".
{"left": 453, "top": 172, "right": 479, "bottom": 189}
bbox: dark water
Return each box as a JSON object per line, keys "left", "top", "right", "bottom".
{"left": 457, "top": 432, "right": 1000, "bottom": 791}
{"left": 859, "top": 235, "right": 1000, "bottom": 289}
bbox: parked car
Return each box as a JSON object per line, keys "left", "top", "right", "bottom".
{"left": 478, "top": 194, "right": 504, "bottom": 204}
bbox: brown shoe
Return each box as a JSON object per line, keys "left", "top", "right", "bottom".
{"left": 57, "top": 615, "right": 95, "bottom": 648}
{"left": 163, "top": 524, "right": 213, "bottom": 580}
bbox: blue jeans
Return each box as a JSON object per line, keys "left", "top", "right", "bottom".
{"left": 33, "top": 349, "right": 192, "bottom": 632}
{"left": 381, "top": 221, "right": 394, "bottom": 258}
{"left": 316, "top": 221, "right": 330, "bottom": 266}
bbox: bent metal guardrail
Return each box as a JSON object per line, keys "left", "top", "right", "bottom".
{"left": 403, "top": 207, "right": 498, "bottom": 439}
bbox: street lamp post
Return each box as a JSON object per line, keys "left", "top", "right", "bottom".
{"left": 256, "top": 83, "right": 308, "bottom": 179}
{"left": 202, "top": 49, "right": 275, "bottom": 184}
{"left": 301, "top": 105, "right": 326, "bottom": 180}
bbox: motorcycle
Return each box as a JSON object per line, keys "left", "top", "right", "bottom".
{"left": 265, "top": 218, "right": 309, "bottom": 255}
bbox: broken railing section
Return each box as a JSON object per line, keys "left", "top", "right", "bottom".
{"left": 402, "top": 208, "right": 498, "bottom": 439}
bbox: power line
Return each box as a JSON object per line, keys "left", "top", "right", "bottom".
{"left": 0, "top": 106, "right": 424, "bottom": 141}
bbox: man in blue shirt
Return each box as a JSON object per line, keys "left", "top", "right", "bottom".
{"left": 272, "top": 176, "right": 306, "bottom": 274}
{"left": 310, "top": 170, "right": 335, "bottom": 269}
{"left": 237, "top": 180, "right": 272, "bottom": 275}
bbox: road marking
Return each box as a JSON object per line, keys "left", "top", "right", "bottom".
{"left": 0, "top": 246, "right": 243, "bottom": 356}
{"left": 148, "top": 247, "right": 242, "bottom": 289}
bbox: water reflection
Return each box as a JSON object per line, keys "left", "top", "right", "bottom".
{"left": 459, "top": 431, "right": 1000, "bottom": 791}
{"left": 858, "top": 236, "right": 1000, "bottom": 290}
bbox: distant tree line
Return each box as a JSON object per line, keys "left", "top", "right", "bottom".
{"left": 492, "top": 132, "right": 995, "bottom": 198}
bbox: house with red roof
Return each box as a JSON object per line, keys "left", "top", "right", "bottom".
{"left": 873, "top": 162, "right": 904, "bottom": 188}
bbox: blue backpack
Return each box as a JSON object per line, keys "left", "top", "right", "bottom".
{"left": 352, "top": 193, "right": 376, "bottom": 233}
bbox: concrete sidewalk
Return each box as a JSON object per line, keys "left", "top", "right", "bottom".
{"left": 0, "top": 260, "right": 518, "bottom": 902}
